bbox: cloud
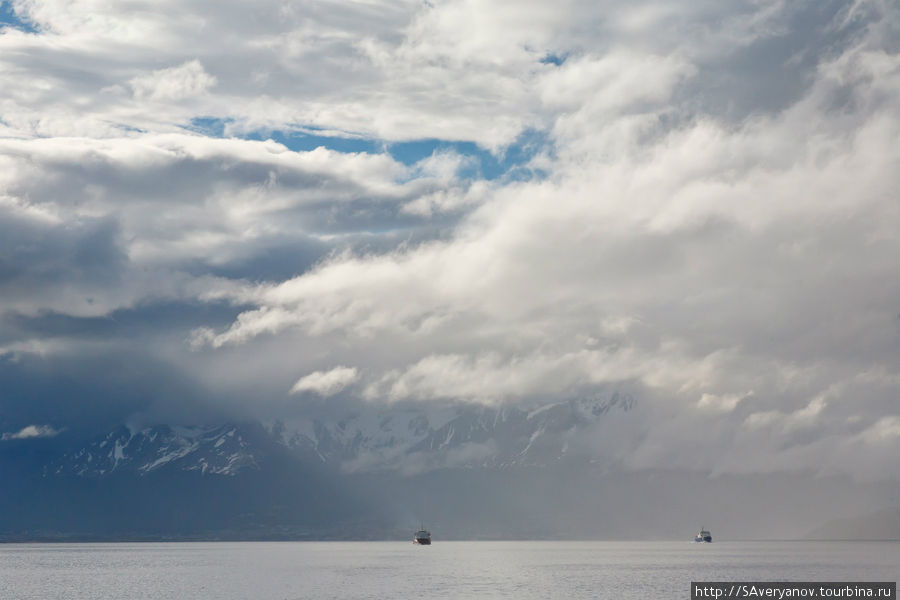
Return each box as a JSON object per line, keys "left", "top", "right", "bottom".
{"left": 0, "top": 0, "right": 898, "bottom": 484}
{"left": 1, "top": 424, "right": 60, "bottom": 440}
{"left": 185, "top": 2, "right": 900, "bottom": 481}
{"left": 130, "top": 60, "right": 216, "bottom": 101}
{"left": 697, "top": 392, "right": 750, "bottom": 414}
{"left": 0, "top": 133, "right": 464, "bottom": 321}
{"left": 290, "top": 366, "right": 359, "bottom": 396}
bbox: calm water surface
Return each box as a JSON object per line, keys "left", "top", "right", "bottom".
{"left": 1, "top": 541, "right": 897, "bottom": 600}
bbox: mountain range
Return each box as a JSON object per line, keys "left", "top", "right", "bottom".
{"left": 3, "top": 391, "right": 898, "bottom": 541}
{"left": 1, "top": 393, "right": 637, "bottom": 540}
{"left": 49, "top": 392, "right": 636, "bottom": 479}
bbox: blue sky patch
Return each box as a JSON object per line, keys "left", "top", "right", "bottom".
{"left": 389, "top": 131, "right": 550, "bottom": 181}
{"left": 0, "top": 1, "right": 38, "bottom": 33}
{"left": 186, "top": 118, "right": 550, "bottom": 182}
{"left": 540, "top": 52, "right": 568, "bottom": 66}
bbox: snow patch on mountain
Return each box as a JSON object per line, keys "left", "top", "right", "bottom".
{"left": 50, "top": 424, "right": 261, "bottom": 478}
{"left": 280, "top": 391, "right": 636, "bottom": 473}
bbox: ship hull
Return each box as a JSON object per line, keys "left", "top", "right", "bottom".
{"left": 414, "top": 538, "right": 431, "bottom": 545}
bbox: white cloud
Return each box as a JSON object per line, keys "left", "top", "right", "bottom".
{"left": 538, "top": 52, "right": 695, "bottom": 114}
{"left": 1, "top": 425, "right": 61, "bottom": 440}
{"left": 290, "top": 366, "right": 359, "bottom": 396}
{"left": 697, "top": 392, "right": 749, "bottom": 413}
{"left": 859, "top": 416, "right": 900, "bottom": 444}
{"left": 130, "top": 60, "right": 216, "bottom": 101}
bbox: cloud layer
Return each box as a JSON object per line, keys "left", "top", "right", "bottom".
{"left": 1, "top": 424, "right": 60, "bottom": 440}
{"left": 1, "top": 0, "right": 899, "bottom": 481}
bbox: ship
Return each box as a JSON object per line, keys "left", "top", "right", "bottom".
{"left": 694, "top": 527, "right": 712, "bottom": 543}
{"left": 413, "top": 526, "right": 432, "bottom": 545}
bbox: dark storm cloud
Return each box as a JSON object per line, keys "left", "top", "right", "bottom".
{"left": 0, "top": 214, "right": 124, "bottom": 291}
{"left": 1, "top": 300, "right": 249, "bottom": 346}
{"left": 0, "top": 349, "right": 228, "bottom": 438}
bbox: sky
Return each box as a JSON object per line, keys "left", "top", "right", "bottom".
{"left": 1, "top": 0, "right": 899, "bottom": 482}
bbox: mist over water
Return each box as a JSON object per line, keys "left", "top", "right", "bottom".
{"left": 2, "top": 541, "right": 897, "bottom": 600}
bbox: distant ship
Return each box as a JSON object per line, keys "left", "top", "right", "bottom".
{"left": 414, "top": 527, "right": 432, "bottom": 545}
{"left": 694, "top": 528, "right": 712, "bottom": 543}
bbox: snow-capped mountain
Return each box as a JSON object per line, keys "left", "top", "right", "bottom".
{"left": 282, "top": 392, "right": 636, "bottom": 472}
{"left": 49, "top": 423, "right": 264, "bottom": 478}
{"left": 17, "top": 422, "right": 372, "bottom": 540}
{"left": 48, "top": 392, "right": 635, "bottom": 479}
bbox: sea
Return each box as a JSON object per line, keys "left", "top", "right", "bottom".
{"left": 1, "top": 541, "right": 897, "bottom": 600}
